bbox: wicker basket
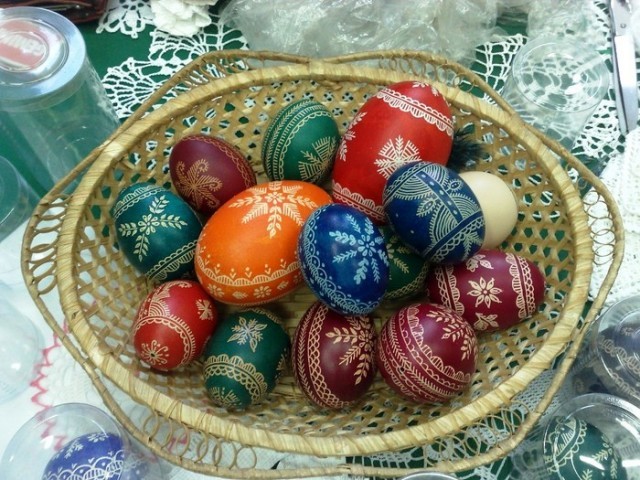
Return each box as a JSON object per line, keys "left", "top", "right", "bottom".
{"left": 22, "top": 50, "right": 623, "bottom": 478}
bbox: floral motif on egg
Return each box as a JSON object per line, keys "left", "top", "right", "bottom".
{"left": 116, "top": 191, "right": 189, "bottom": 262}
{"left": 337, "top": 111, "right": 366, "bottom": 162}
{"left": 173, "top": 157, "right": 224, "bottom": 213}
{"left": 374, "top": 82, "right": 454, "bottom": 135}
{"left": 229, "top": 181, "right": 316, "bottom": 238}
{"left": 203, "top": 353, "right": 268, "bottom": 407}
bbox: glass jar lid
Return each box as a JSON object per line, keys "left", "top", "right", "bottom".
{"left": 0, "top": 7, "right": 85, "bottom": 103}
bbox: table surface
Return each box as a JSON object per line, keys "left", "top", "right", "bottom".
{"left": 0, "top": 1, "right": 636, "bottom": 479}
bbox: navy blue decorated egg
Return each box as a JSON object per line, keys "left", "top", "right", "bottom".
{"left": 298, "top": 203, "right": 389, "bottom": 315}
{"left": 111, "top": 182, "right": 202, "bottom": 282}
{"left": 202, "top": 308, "right": 290, "bottom": 409}
{"left": 382, "top": 162, "right": 485, "bottom": 264}
{"left": 43, "top": 432, "right": 142, "bottom": 480}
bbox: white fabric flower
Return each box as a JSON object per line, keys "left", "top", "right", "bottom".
{"left": 149, "top": 0, "right": 216, "bottom": 36}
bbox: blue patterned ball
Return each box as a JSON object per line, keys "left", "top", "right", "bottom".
{"left": 382, "top": 162, "right": 485, "bottom": 264}
{"left": 297, "top": 203, "right": 389, "bottom": 315}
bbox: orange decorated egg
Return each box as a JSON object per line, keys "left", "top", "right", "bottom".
{"left": 195, "top": 180, "right": 332, "bottom": 305}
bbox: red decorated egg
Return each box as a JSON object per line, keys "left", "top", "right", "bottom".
{"left": 292, "top": 301, "right": 376, "bottom": 409}
{"left": 132, "top": 280, "right": 219, "bottom": 371}
{"left": 376, "top": 302, "right": 478, "bottom": 404}
{"left": 332, "top": 80, "right": 454, "bottom": 224}
{"left": 424, "top": 249, "right": 546, "bottom": 332}
{"left": 169, "top": 134, "right": 257, "bottom": 217}
{"left": 195, "top": 180, "right": 332, "bottom": 306}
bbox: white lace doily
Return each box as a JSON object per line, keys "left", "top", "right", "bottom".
{"left": 31, "top": 0, "right": 635, "bottom": 478}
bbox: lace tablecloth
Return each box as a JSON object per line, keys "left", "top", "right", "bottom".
{"left": 1, "top": 0, "right": 637, "bottom": 478}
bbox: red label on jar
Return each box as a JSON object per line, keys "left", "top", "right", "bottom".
{"left": 0, "top": 19, "right": 48, "bottom": 72}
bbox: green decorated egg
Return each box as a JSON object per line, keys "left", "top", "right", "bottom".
{"left": 262, "top": 99, "right": 340, "bottom": 184}
{"left": 382, "top": 226, "right": 429, "bottom": 300}
{"left": 202, "top": 308, "right": 290, "bottom": 409}
{"left": 111, "top": 182, "right": 202, "bottom": 282}
{"left": 543, "top": 416, "right": 627, "bottom": 479}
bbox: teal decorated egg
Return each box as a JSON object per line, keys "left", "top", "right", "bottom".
{"left": 111, "top": 182, "right": 203, "bottom": 282}
{"left": 381, "top": 225, "right": 429, "bottom": 300}
{"left": 543, "top": 416, "right": 627, "bottom": 479}
{"left": 262, "top": 99, "right": 340, "bottom": 184}
{"left": 202, "top": 308, "right": 290, "bottom": 409}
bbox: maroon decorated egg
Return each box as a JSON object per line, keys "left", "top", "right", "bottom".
{"left": 376, "top": 302, "right": 477, "bottom": 404}
{"left": 332, "top": 80, "right": 454, "bottom": 224}
{"left": 132, "top": 280, "right": 219, "bottom": 371}
{"left": 424, "top": 249, "right": 546, "bottom": 332}
{"left": 169, "top": 134, "right": 257, "bottom": 217}
{"left": 292, "top": 301, "right": 376, "bottom": 409}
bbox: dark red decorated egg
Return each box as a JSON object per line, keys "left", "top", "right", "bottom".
{"left": 132, "top": 280, "right": 219, "bottom": 371}
{"left": 376, "top": 302, "right": 477, "bottom": 404}
{"left": 424, "top": 249, "right": 546, "bottom": 332}
{"left": 332, "top": 80, "right": 454, "bottom": 224}
{"left": 292, "top": 301, "right": 376, "bottom": 409}
{"left": 169, "top": 134, "right": 257, "bottom": 217}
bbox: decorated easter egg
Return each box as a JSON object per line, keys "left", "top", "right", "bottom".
{"left": 202, "top": 308, "right": 289, "bottom": 409}
{"left": 332, "top": 80, "right": 454, "bottom": 224}
{"left": 382, "top": 162, "right": 485, "bottom": 264}
{"left": 292, "top": 301, "right": 376, "bottom": 409}
{"left": 543, "top": 416, "right": 626, "bottom": 479}
{"left": 298, "top": 203, "right": 389, "bottom": 315}
{"left": 381, "top": 225, "right": 429, "bottom": 301}
{"left": 424, "top": 249, "right": 546, "bottom": 332}
{"left": 169, "top": 134, "right": 257, "bottom": 217}
{"left": 262, "top": 99, "right": 340, "bottom": 184}
{"left": 459, "top": 170, "right": 519, "bottom": 248}
{"left": 43, "top": 432, "right": 134, "bottom": 480}
{"left": 132, "top": 280, "right": 219, "bottom": 371}
{"left": 376, "top": 302, "right": 478, "bottom": 404}
{"left": 195, "top": 180, "right": 331, "bottom": 306}
{"left": 111, "top": 182, "right": 203, "bottom": 282}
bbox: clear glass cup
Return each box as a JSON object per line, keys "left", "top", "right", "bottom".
{"left": 0, "top": 7, "right": 120, "bottom": 195}
{"left": 501, "top": 37, "right": 609, "bottom": 152}
{"left": 0, "top": 402, "right": 164, "bottom": 479}
{"left": 400, "top": 473, "right": 459, "bottom": 479}
{"left": 0, "top": 154, "right": 38, "bottom": 244}
{"left": 510, "top": 393, "right": 640, "bottom": 479}
{"left": 570, "top": 295, "right": 640, "bottom": 406}
{"left": 0, "top": 294, "right": 43, "bottom": 403}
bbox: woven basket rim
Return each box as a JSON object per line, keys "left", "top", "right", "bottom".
{"left": 53, "top": 60, "right": 595, "bottom": 457}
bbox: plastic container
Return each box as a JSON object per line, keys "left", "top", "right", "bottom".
{"left": 0, "top": 6, "right": 120, "bottom": 195}
{"left": 510, "top": 393, "right": 640, "bottom": 479}
{"left": 570, "top": 295, "right": 640, "bottom": 405}
{"left": 0, "top": 402, "right": 164, "bottom": 479}
{"left": 0, "top": 295, "right": 43, "bottom": 403}
{"left": 0, "top": 154, "right": 38, "bottom": 243}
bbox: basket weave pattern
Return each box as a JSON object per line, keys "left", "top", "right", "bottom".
{"left": 22, "top": 51, "right": 623, "bottom": 478}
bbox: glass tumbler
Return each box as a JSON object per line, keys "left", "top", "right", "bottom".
{"left": 0, "top": 295, "right": 43, "bottom": 403}
{"left": 502, "top": 37, "right": 609, "bottom": 152}
{"left": 510, "top": 393, "right": 640, "bottom": 479}
{"left": 570, "top": 295, "right": 640, "bottom": 406}
{"left": 0, "top": 7, "right": 120, "bottom": 196}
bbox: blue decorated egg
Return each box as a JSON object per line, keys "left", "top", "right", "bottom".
{"left": 382, "top": 162, "right": 485, "bottom": 264}
{"left": 111, "top": 182, "right": 203, "bottom": 282}
{"left": 43, "top": 432, "right": 145, "bottom": 480}
{"left": 297, "top": 203, "right": 389, "bottom": 315}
